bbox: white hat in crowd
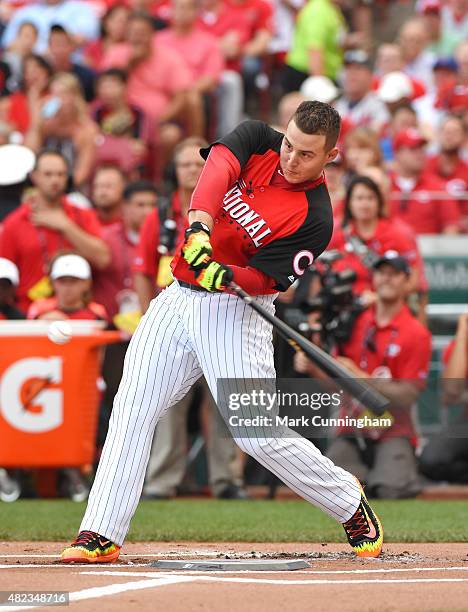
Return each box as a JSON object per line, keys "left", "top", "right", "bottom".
{"left": 378, "top": 71, "right": 413, "bottom": 104}
{"left": 0, "top": 145, "right": 35, "bottom": 186}
{"left": 300, "top": 76, "right": 339, "bottom": 104}
{"left": 50, "top": 254, "right": 92, "bottom": 281}
{"left": 0, "top": 257, "right": 19, "bottom": 285}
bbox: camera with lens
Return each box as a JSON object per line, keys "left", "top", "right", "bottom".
{"left": 282, "top": 250, "right": 364, "bottom": 350}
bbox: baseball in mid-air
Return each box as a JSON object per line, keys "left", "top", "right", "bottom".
{"left": 47, "top": 320, "right": 73, "bottom": 345}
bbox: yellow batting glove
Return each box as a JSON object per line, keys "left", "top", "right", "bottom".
{"left": 182, "top": 222, "right": 213, "bottom": 269}
{"left": 196, "top": 260, "right": 233, "bottom": 292}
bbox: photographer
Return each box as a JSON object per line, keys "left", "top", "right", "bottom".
{"left": 295, "top": 251, "right": 431, "bottom": 499}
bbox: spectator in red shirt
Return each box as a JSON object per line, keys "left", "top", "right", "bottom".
{"left": 94, "top": 179, "right": 157, "bottom": 320}
{"left": 436, "top": 40, "right": 468, "bottom": 115}
{"left": 91, "top": 164, "right": 126, "bottom": 228}
{"left": 329, "top": 175, "right": 420, "bottom": 303}
{"left": 133, "top": 136, "right": 206, "bottom": 312}
{"left": 27, "top": 252, "right": 108, "bottom": 322}
{"left": 426, "top": 114, "right": 468, "bottom": 231}
{"left": 295, "top": 251, "right": 432, "bottom": 498}
{"left": 389, "top": 128, "right": 460, "bottom": 234}
{"left": 419, "top": 312, "right": 468, "bottom": 484}
{"left": 0, "top": 150, "right": 110, "bottom": 311}
{"left": 157, "top": 0, "right": 225, "bottom": 137}
{"left": 84, "top": 4, "right": 131, "bottom": 71}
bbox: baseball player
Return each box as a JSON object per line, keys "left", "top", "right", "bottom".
{"left": 61, "top": 101, "right": 383, "bottom": 563}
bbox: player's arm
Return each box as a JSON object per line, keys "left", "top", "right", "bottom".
{"left": 184, "top": 121, "right": 282, "bottom": 269}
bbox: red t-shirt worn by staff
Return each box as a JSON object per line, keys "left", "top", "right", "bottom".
{"left": 338, "top": 304, "right": 432, "bottom": 443}
{"left": 170, "top": 120, "right": 334, "bottom": 295}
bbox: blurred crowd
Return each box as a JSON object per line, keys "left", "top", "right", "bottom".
{"left": 0, "top": 0, "right": 467, "bottom": 502}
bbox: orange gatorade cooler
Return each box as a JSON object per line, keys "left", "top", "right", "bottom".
{"left": 0, "top": 321, "right": 122, "bottom": 467}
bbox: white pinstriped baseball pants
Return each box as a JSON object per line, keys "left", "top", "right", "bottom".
{"left": 81, "top": 281, "right": 361, "bottom": 545}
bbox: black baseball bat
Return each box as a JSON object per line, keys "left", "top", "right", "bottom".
{"left": 228, "top": 281, "right": 390, "bottom": 416}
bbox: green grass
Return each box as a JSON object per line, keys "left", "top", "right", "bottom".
{"left": 2, "top": 499, "right": 468, "bottom": 542}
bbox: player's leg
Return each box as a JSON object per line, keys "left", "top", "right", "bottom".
{"left": 62, "top": 284, "right": 202, "bottom": 560}
{"left": 193, "top": 291, "right": 382, "bottom": 556}
{"left": 143, "top": 390, "right": 193, "bottom": 499}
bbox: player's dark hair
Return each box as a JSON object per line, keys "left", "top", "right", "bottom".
{"left": 291, "top": 101, "right": 341, "bottom": 150}
{"left": 342, "top": 175, "right": 385, "bottom": 227}
{"left": 34, "top": 149, "right": 69, "bottom": 172}
{"left": 123, "top": 180, "right": 158, "bottom": 201}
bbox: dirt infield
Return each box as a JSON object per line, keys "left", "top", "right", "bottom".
{"left": 1, "top": 542, "right": 468, "bottom": 611}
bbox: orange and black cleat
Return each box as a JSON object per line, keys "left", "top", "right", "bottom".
{"left": 61, "top": 530, "right": 120, "bottom": 564}
{"left": 343, "top": 483, "right": 383, "bottom": 558}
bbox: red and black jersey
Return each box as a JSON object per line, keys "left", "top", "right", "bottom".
{"left": 171, "top": 120, "right": 334, "bottom": 293}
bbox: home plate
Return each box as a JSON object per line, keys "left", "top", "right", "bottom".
{"left": 150, "top": 559, "right": 310, "bottom": 571}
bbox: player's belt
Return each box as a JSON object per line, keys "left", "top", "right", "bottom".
{"left": 177, "top": 280, "right": 207, "bottom": 292}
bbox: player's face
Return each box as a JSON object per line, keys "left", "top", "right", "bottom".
{"left": 373, "top": 265, "right": 408, "bottom": 301}
{"left": 280, "top": 120, "right": 338, "bottom": 183}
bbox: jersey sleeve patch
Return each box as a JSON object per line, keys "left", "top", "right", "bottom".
{"left": 200, "top": 120, "right": 283, "bottom": 169}
{"left": 248, "top": 184, "right": 334, "bottom": 291}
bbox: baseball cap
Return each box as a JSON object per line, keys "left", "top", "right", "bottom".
{"left": 433, "top": 57, "right": 458, "bottom": 72}
{"left": 378, "top": 71, "right": 413, "bottom": 103}
{"left": 300, "top": 76, "right": 339, "bottom": 104}
{"left": 50, "top": 254, "right": 92, "bottom": 280}
{"left": 373, "top": 251, "right": 410, "bottom": 275}
{"left": 0, "top": 145, "right": 35, "bottom": 186}
{"left": 0, "top": 257, "right": 19, "bottom": 285}
{"left": 393, "top": 128, "right": 427, "bottom": 151}
{"left": 343, "top": 50, "right": 372, "bottom": 70}
{"left": 418, "top": 0, "right": 441, "bottom": 14}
